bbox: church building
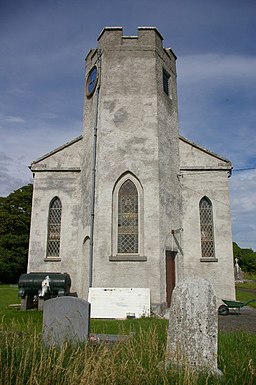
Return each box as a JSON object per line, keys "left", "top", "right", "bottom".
{"left": 27, "top": 27, "right": 235, "bottom": 312}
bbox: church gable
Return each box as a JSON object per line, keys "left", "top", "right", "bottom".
{"left": 31, "top": 136, "right": 82, "bottom": 171}
{"left": 179, "top": 135, "right": 232, "bottom": 171}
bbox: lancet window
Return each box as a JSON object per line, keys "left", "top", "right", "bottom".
{"left": 46, "top": 197, "right": 62, "bottom": 257}
{"left": 118, "top": 179, "right": 138, "bottom": 254}
{"left": 199, "top": 196, "right": 215, "bottom": 259}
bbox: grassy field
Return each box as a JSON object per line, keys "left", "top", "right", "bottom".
{"left": 236, "top": 278, "right": 256, "bottom": 309}
{"left": 243, "top": 272, "right": 256, "bottom": 281}
{"left": 0, "top": 285, "right": 42, "bottom": 331}
{"left": 0, "top": 285, "right": 256, "bottom": 385}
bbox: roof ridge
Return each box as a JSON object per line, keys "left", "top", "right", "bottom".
{"left": 31, "top": 135, "right": 83, "bottom": 165}
{"left": 179, "top": 135, "right": 231, "bottom": 164}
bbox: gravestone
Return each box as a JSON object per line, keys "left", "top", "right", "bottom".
{"left": 42, "top": 296, "right": 90, "bottom": 347}
{"left": 166, "top": 277, "right": 222, "bottom": 376}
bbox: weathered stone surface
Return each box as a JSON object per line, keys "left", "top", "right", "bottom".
{"left": 166, "top": 277, "right": 221, "bottom": 376}
{"left": 42, "top": 297, "right": 90, "bottom": 347}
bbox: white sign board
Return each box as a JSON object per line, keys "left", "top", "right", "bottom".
{"left": 88, "top": 288, "right": 150, "bottom": 319}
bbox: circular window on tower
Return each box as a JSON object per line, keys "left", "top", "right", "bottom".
{"left": 86, "top": 66, "right": 98, "bottom": 98}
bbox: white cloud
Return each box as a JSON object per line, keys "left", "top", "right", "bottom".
{"left": 7, "top": 86, "right": 28, "bottom": 97}
{"left": 177, "top": 53, "right": 256, "bottom": 164}
{"left": 176, "top": 53, "right": 256, "bottom": 250}
{"left": 5, "top": 116, "right": 26, "bottom": 123}
{"left": 0, "top": 150, "right": 31, "bottom": 196}
{"left": 0, "top": 117, "right": 82, "bottom": 197}
{"left": 178, "top": 54, "right": 256, "bottom": 84}
{"left": 230, "top": 170, "right": 256, "bottom": 250}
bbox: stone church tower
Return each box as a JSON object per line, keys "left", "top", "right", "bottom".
{"left": 28, "top": 27, "right": 235, "bottom": 312}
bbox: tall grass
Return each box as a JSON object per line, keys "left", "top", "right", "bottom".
{"left": 1, "top": 319, "right": 256, "bottom": 385}
{"left": 1, "top": 285, "right": 255, "bottom": 384}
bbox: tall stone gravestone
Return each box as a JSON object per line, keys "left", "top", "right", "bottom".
{"left": 166, "top": 277, "right": 221, "bottom": 376}
{"left": 43, "top": 297, "right": 90, "bottom": 347}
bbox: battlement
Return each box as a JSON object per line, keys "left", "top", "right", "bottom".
{"left": 85, "top": 26, "right": 176, "bottom": 75}
{"left": 97, "top": 26, "right": 164, "bottom": 50}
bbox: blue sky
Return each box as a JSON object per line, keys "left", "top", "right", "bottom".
{"left": 1, "top": 0, "right": 256, "bottom": 250}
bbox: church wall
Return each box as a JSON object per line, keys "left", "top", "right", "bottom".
{"left": 93, "top": 31, "right": 162, "bottom": 306}
{"left": 179, "top": 137, "right": 231, "bottom": 168}
{"left": 27, "top": 171, "right": 82, "bottom": 295}
{"left": 27, "top": 27, "right": 236, "bottom": 312}
{"left": 79, "top": 27, "right": 181, "bottom": 308}
{"left": 31, "top": 137, "right": 82, "bottom": 170}
{"left": 180, "top": 169, "right": 235, "bottom": 301}
{"left": 155, "top": 50, "right": 181, "bottom": 304}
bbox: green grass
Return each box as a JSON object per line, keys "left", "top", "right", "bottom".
{"left": 0, "top": 284, "right": 19, "bottom": 308}
{"left": 236, "top": 281, "right": 256, "bottom": 290}
{"left": 0, "top": 285, "right": 43, "bottom": 330}
{"left": 218, "top": 333, "right": 256, "bottom": 385}
{"left": 244, "top": 272, "right": 256, "bottom": 281}
{"left": 1, "top": 319, "right": 256, "bottom": 385}
{"left": 236, "top": 289, "right": 256, "bottom": 308}
{"left": 235, "top": 279, "right": 256, "bottom": 309}
{"left": 0, "top": 285, "right": 256, "bottom": 385}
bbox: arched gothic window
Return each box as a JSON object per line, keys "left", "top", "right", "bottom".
{"left": 118, "top": 179, "right": 138, "bottom": 254}
{"left": 47, "top": 197, "right": 62, "bottom": 257}
{"left": 199, "top": 197, "right": 215, "bottom": 259}
{"left": 111, "top": 173, "right": 145, "bottom": 261}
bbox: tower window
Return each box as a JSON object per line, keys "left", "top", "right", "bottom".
{"left": 163, "top": 68, "right": 170, "bottom": 96}
{"left": 47, "top": 197, "right": 62, "bottom": 257}
{"left": 199, "top": 197, "right": 215, "bottom": 259}
{"left": 118, "top": 179, "right": 138, "bottom": 254}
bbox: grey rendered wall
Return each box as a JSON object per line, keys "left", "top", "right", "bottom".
{"left": 180, "top": 169, "right": 235, "bottom": 301}
{"left": 27, "top": 140, "right": 82, "bottom": 295}
{"left": 80, "top": 27, "right": 181, "bottom": 308}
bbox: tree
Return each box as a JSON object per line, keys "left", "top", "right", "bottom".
{"left": 0, "top": 184, "right": 33, "bottom": 283}
{"left": 233, "top": 242, "right": 256, "bottom": 273}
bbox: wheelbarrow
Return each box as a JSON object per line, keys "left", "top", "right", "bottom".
{"left": 218, "top": 299, "right": 256, "bottom": 315}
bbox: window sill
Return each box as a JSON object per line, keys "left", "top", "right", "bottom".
{"left": 200, "top": 258, "right": 218, "bottom": 262}
{"left": 44, "top": 257, "right": 61, "bottom": 262}
{"left": 109, "top": 255, "right": 147, "bottom": 262}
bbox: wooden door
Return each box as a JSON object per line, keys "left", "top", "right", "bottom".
{"left": 166, "top": 251, "right": 176, "bottom": 307}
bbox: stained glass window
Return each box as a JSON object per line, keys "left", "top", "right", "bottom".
{"left": 199, "top": 197, "right": 215, "bottom": 258}
{"left": 47, "top": 197, "right": 62, "bottom": 257}
{"left": 118, "top": 180, "right": 138, "bottom": 254}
